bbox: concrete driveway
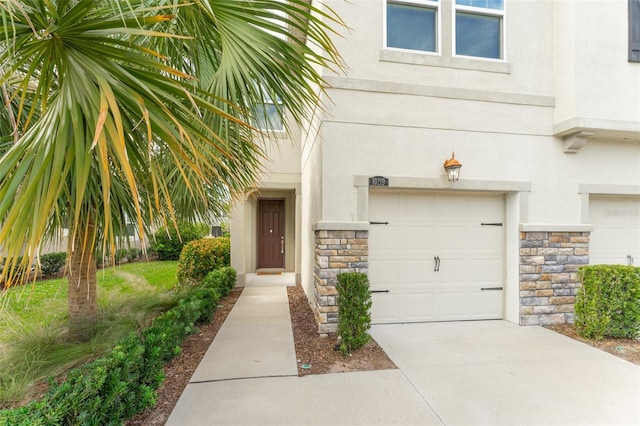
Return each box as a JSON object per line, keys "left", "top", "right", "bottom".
{"left": 371, "top": 320, "right": 640, "bottom": 425}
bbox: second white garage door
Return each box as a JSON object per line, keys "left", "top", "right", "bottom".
{"left": 589, "top": 197, "right": 640, "bottom": 266}
{"left": 368, "top": 190, "right": 504, "bottom": 324}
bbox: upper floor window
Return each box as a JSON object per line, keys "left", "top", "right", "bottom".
{"left": 255, "top": 91, "right": 284, "bottom": 131}
{"left": 384, "top": 0, "right": 505, "bottom": 60}
{"left": 455, "top": 0, "right": 504, "bottom": 59}
{"left": 630, "top": 0, "right": 640, "bottom": 62}
{"left": 386, "top": 0, "right": 439, "bottom": 53}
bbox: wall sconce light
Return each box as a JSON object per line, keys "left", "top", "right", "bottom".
{"left": 443, "top": 152, "right": 462, "bottom": 182}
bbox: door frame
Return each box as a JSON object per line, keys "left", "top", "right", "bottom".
{"left": 257, "top": 198, "right": 286, "bottom": 269}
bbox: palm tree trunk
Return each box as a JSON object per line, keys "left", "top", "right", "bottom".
{"left": 67, "top": 219, "right": 98, "bottom": 341}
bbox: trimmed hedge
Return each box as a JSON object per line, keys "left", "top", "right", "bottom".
{"left": 336, "top": 272, "right": 372, "bottom": 355}
{"left": 176, "top": 237, "right": 231, "bottom": 285}
{"left": 151, "top": 223, "right": 209, "bottom": 261}
{"left": 0, "top": 267, "right": 237, "bottom": 425}
{"left": 39, "top": 252, "right": 66, "bottom": 276}
{"left": 575, "top": 265, "right": 640, "bottom": 340}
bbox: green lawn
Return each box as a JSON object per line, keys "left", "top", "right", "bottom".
{"left": 0, "top": 261, "right": 179, "bottom": 407}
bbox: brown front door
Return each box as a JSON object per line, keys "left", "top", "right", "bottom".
{"left": 258, "top": 199, "right": 285, "bottom": 269}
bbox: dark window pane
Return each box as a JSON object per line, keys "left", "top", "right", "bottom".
{"left": 456, "top": 12, "right": 502, "bottom": 59}
{"left": 456, "top": 0, "right": 503, "bottom": 10}
{"left": 255, "top": 103, "right": 284, "bottom": 131}
{"left": 387, "top": 3, "right": 437, "bottom": 52}
{"left": 631, "top": 0, "right": 640, "bottom": 62}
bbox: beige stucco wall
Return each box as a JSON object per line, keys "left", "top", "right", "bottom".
{"left": 301, "top": 0, "right": 640, "bottom": 322}
{"left": 232, "top": 0, "right": 640, "bottom": 315}
{"left": 300, "top": 102, "right": 327, "bottom": 298}
{"left": 313, "top": 0, "right": 639, "bottom": 226}
{"left": 554, "top": 0, "right": 640, "bottom": 124}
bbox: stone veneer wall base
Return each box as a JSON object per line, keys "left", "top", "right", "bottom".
{"left": 519, "top": 231, "right": 590, "bottom": 326}
{"left": 313, "top": 229, "right": 369, "bottom": 334}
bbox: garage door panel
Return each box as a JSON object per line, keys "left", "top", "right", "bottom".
{"left": 435, "top": 226, "right": 472, "bottom": 250}
{"left": 589, "top": 197, "right": 640, "bottom": 265}
{"left": 434, "top": 290, "right": 500, "bottom": 318}
{"left": 435, "top": 290, "right": 477, "bottom": 319}
{"left": 434, "top": 195, "right": 471, "bottom": 218}
{"left": 438, "top": 258, "right": 470, "bottom": 283}
{"left": 369, "top": 191, "right": 504, "bottom": 324}
{"left": 402, "top": 226, "right": 435, "bottom": 249}
{"left": 368, "top": 259, "right": 402, "bottom": 286}
{"left": 404, "top": 260, "right": 436, "bottom": 284}
{"left": 401, "top": 293, "right": 437, "bottom": 321}
{"left": 471, "top": 258, "right": 503, "bottom": 283}
{"left": 369, "top": 193, "right": 401, "bottom": 218}
{"left": 472, "top": 227, "right": 503, "bottom": 250}
{"left": 402, "top": 193, "right": 436, "bottom": 217}
{"left": 369, "top": 226, "right": 400, "bottom": 251}
{"left": 371, "top": 293, "right": 401, "bottom": 323}
{"left": 472, "top": 291, "right": 504, "bottom": 317}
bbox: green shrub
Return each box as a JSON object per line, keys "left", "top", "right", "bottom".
{"left": 575, "top": 265, "right": 640, "bottom": 340}
{"left": 202, "top": 267, "right": 236, "bottom": 299}
{"left": 176, "top": 237, "right": 231, "bottom": 285}
{"left": 1, "top": 256, "right": 33, "bottom": 286}
{"left": 39, "top": 252, "right": 66, "bottom": 276}
{"left": 151, "top": 223, "right": 209, "bottom": 261}
{"left": 95, "top": 250, "right": 115, "bottom": 268}
{"left": 336, "top": 272, "right": 372, "bottom": 355}
{"left": 0, "top": 267, "right": 235, "bottom": 425}
{"left": 115, "top": 248, "right": 129, "bottom": 264}
{"left": 128, "top": 248, "right": 141, "bottom": 261}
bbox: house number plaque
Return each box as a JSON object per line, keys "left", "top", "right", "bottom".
{"left": 369, "top": 176, "right": 389, "bottom": 187}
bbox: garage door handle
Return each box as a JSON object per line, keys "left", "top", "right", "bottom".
{"left": 628, "top": 255, "right": 635, "bottom": 266}
{"left": 434, "top": 256, "right": 440, "bottom": 272}
{"left": 370, "top": 290, "right": 390, "bottom": 294}
{"left": 481, "top": 287, "right": 504, "bottom": 291}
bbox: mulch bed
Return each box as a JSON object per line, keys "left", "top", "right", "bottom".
{"left": 545, "top": 323, "right": 640, "bottom": 366}
{"left": 287, "top": 285, "right": 395, "bottom": 375}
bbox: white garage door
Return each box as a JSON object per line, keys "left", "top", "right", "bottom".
{"left": 368, "top": 190, "right": 504, "bottom": 324}
{"left": 589, "top": 197, "right": 640, "bottom": 266}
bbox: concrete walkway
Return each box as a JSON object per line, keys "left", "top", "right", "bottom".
{"left": 166, "top": 277, "right": 442, "bottom": 425}
{"left": 167, "top": 277, "right": 640, "bottom": 425}
{"left": 188, "top": 286, "right": 298, "bottom": 382}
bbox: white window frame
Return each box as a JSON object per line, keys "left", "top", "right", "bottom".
{"left": 384, "top": 0, "right": 441, "bottom": 55}
{"left": 453, "top": 1, "right": 506, "bottom": 61}
{"left": 255, "top": 92, "right": 285, "bottom": 132}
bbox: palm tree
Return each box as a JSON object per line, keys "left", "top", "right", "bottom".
{"left": 0, "top": 0, "right": 343, "bottom": 340}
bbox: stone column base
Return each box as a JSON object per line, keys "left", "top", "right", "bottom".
{"left": 313, "top": 229, "right": 368, "bottom": 334}
{"left": 519, "top": 231, "right": 590, "bottom": 326}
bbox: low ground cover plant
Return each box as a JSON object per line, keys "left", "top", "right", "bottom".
{"left": 575, "top": 265, "right": 640, "bottom": 340}
{"left": 0, "top": 265, "right": 236, "bottom": 425}
{"left": 0, "top": 261, "right": 179, "bottom": 407}
{"left": 336, "top": 272, "right": 372, "bottom": 355}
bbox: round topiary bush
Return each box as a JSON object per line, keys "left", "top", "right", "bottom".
{"left": 177, "top": 237, "right": 231, "bottom": 285}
